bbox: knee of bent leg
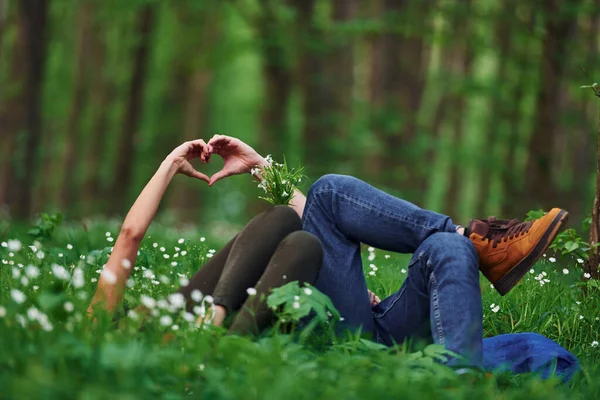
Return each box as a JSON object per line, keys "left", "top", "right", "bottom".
{"left": 421, "top": 232, "right": 478, "bottom": 271}
{"left": 266, "top": 205, "right": 302, "bottom": 232}
{"left": 307, "top": 174, "right": 354, "bottom": 201}
{"left": 281, "top": 231, "right": 324, "bottom": 276}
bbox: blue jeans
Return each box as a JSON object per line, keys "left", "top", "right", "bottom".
{"left": 302, "top": 174, "right": 483, "bottom": 366}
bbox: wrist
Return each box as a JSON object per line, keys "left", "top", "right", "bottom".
{"left": 160, "top": 157, "right": 180, "bottom": 177}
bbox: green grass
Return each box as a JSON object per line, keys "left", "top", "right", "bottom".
{"left": 1, "top": 218, "right": 600, "bottom": 399}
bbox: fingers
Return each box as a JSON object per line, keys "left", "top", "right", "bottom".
{"left": 208, "top": 169, "right": 230, "bottom": 186}
{"left": 191, "top": 169, "right": 210, "bottom": 183}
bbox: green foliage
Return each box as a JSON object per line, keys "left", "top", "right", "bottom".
{"left": 1, "top": 216, "right": 600, "bottom": 398}
{"left": 256, "top": 156, "right": 305, "bottom": 206}
{"left": 27, "top": 212, "right": 63, "bottom": 241}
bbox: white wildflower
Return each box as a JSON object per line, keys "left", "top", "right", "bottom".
{"left": 107, "top": 237, "right": 114, "bottom": 242}
{"left": 206, "top": 253, "right": 213, "bottom": 259}
{"left": 200, "top": 237, "right": 206, "bottom": 242}
{"left": 0, "top": 306, "right": 6, "bottom": 317}
{"left": 64, "top": 302, "right": 74, "bottom": 313}
{"left": 303, "top": 288, "right": 313, "bottom": 296}
{"left": 160, "top": 315, "right": 173, "bottom": 326}
{"left": 160, "top": 246, "right": 166, "bottom": 252}
{"left": 153, "top": 243, "right": 158, "bottom": 248}
{"left": 1, "top": 241, "right": 6, "bottom": 247}
{"left": 121, "top": 259, "right": 132, "bottom": 269}
{"left": 584, "top": 272, "right": 591, "bottom": 279}
{"left": 36, "top": 251, "right": 45, "bottom": 260}
{"left": 385, "top": 255, "right": 391, "bottom": 259}
{"left": 530, "top": 269, "right": 535, "bottom": 274}
{"left": 163, "top": 254, "right": 170, "bottom": 259}
{"left": 293, "top": 301, "right": 300, "bottom": 309}
{"left": 72, "top": 268, "right": 85, "bottom": 288}
{"left": 67, "top": 244, "right": 73, "bottom": 250}
{"left": 7, "top": 239, "right": 22, "bottom": 252}
{"left": 204, "top": 295, "right": 214, "bottom": 304}
{"left": 183, "top": 312, "right": 195, "bottom": 323}
{"left": 172, "top": 325, "right": 179, "bottom": 331}
{"left": 179, "top": 277, "right": 189, "bottom": 286}
{"left": 247, "top": 287, "right": 257, "bottom": 296}
{"left": 562, "top": 268, "right": 569, "bottom": 275}
{"left": 11, "top": 289, "right": 26, "bottom": 304}
{"left": 91, "top": 278, "right": 97, "bottom": 283}
{"left": 592, "top": 341, "right": 599, "bottom": 347}
{"left": 12, "top": 267, "right": 20, "bottom": 279}
{"left": 209, "top": 249, "right": 216, "bottom": 254}
{"left": 193, "top": 305, "right": 206, "bottom": 316}
{"left": 401, "top": 269, "right": 407, "bottom": 274}
{"left": 101, "top": 269, "right": 117, "bottom": 285}
{"left": 368, "top": 253, "right": 375, "bottom": 261}
{"left": 140, "top": 295, "right": 156, "bottom": 309}
{"left": 29, "top": 245, "right": 37, "bottom": 252}
{"left": 580, "top": 315, "right": 584, "bottom": 320}
{"left": 492, "top": 305, "right": 500, "bottom": 313}
{"left": 21, "top": 276, "right": 29, "bottom": 286}
{"left": 549, "top": 257, "right": 556, "bottom": 263}
{"left": 171, "top": 262, "right": 177, "bottom": 267}
{"left": 191, "top": 290, "right": 203, "bottom": 302}
{"left": 168, "top": 293, "right": 186, "bottom": 309}
{"left": 181, "top": 251, "right": 187, "bottom": 256}
{"left": 369, "top": 271, "right": 376, "bottom": 276}
{"left": 577, "top": 258, "right": 584, "bottom": 264}
{"left": 178, "top": 238, "right": 185, "bottom": 244}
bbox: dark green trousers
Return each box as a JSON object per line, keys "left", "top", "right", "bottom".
{"left": 177, "top": 206, "right": 323, "bottom": 335}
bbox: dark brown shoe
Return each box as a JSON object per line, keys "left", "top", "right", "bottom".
{"left": 467, "top": 208, "right": 568, "bottom": 295}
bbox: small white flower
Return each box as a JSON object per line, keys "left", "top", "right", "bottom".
{"left": 106, "top": 232, "right": 111, "bottom": 237}
{"left": 1, "top": 241, "right": 6, "bottom": 248}
{"left": 160, "top": 315, "right": 173, "bottom": 326}
{"left": 204, "top": 295, "right": 214, "bottom": 304}
{"left": 246, "top": 288, "right": 257, "bottom": 296}
{"left": 530, "top": 269, "right": 535, "bottom": 274}
{"left": 67, "top": 244, "right": 73, "bottom": 250}
{"left": 171, "top": 262, "right": 177, "bottom": 267}
{"left": 153, "top": 243, "right": 158, "bottom": 248}
{"left": 101, "top": 269, "right": 117, "bottom": 285}
{"left": 199, "top": 364, "right": 205, "bottom": 371}
{"left": 303, "top": 288, "right": 313, "bottom": 296}
{"left": 542, "top": 271, "right": 547, "bottom": 277}
{"left": 181, "top": 251, "right": 187, "bottom": 256}
{"left": 159, "top": 275, "right": 170, "bottom": 284}
{"left": 191, "top": 290, "right": 203, "bottom": 302}
{"left": 91, "top": 278, "right": 97, "bottom": 283}
{"left": 580, "top": 315, "right": 584, "bottom": 320}
{"left": 492, "top": 305, "right": 500, "bottom": 313}
{"left": 206, "top": 253, "right": 213, "bottom": 259}
{"left": 282, "top": 275, "right": 287, "bottom": 280}
{"left": 293, "top": 301, "right": 300, "bottom": 309}
{"left": 385, "top": 255, "right": 390, "bottom": 259}
{"left": 193, "top": 305, "right": 206, "bottom": 316}
{"left": 163, "top": 254, "right": 170, "bottom": 259}
{"left": 36, "top": 251, "right": 45, "bottom": 260}
{"left": 401, "top": 269, "right": 407, "bottom": 274}
{"left": 12, "top": 267, "right": 20, "bottom": 279}
{"left": 562, "top": 268, "right": 569, "bottom": 275}
{"left": 157, "top": 299, "right": 169, "bottom": 309}
{"left": 160, "top": 246, "right": 166, "bottom": 252}
{"left": 168, "top": 293, "right": 186, "bottom": 309}
{"left": 209, "top": 249, "right": 216, "bottom": 254}
{"left": 27, "top": 307, "right": 41, "bottom": 321}
{"left": 368, "top": 247, "right": 375, "bottom": 252}
{"left": 490, "top": 303, "right": 496, "bottom": 308}
{"left": 58, "top": 253, "right": 64, "bottom": 257}
{"left": 183, "top": 312, "right": 195, "bottom": 322}
{"left": 576, "top": 301, "right": 581, "bottom": 305}
{"left": 592, "top": 341, "right": 599, "bottom": 347}
{"left": 178, "top": 238, "right": 185, "bottom": 244}
{"left": 140, "top": 295, "right": 156, "bottom": 309}
{"left": 0, "top": 306, "right": 6, "bottom": 318}
{"left": 7, "top": 239, "right": 22, "bottom": 252}
{"left": 282, "top": 191, "right": 289, "bottom": 197}
{"left": 107, "top": 237, "right": 114, "bottom": 243}
{"left": 549, "top": 257, "right": 556, "bottom": 263}
{"left": 64, "top": 302, "right": 74, "bottom": 313}
{"left": 584, "top": 273, "right": 591, "bottom": 279}
{"left": 21, "top": 276, "right": 29, "bottom": 286}
{"left": 368, "top": 253, "right": 375, "bottom": 261}
{"left": 121, "top": 259, "right": 132, "bottom": 269}
{"left": 200, "top": 237, "right": 206, "bottom": 242}
{"left": 577, "top": 258, "right": 584, "bottom": 264}
{"left": 294, "top": 295, "right": 300, "bottom": 301}
{"left": 52, "top": 264, "right": 71, "bottom": 280}
{"left": 72, "top": 268, "right": 85, "bottom": 288}
{"left": 29, "top": 245, "right": 37, "bottom": 252}
{"left": 172, "top": 324, "right": 179, "bottom": 331}
{"left": 179, "top": 277, "right": 189, "bottom": 286}
{"left": 11, "top": 289, "right": 26, "bottom": 304}
{"left": 143, "top": 270, "right": 155, "bottom": 279}
{"left": 369, "top": 271, "right": 376, "bottom": 276}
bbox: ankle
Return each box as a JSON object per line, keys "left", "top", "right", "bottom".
{"left": 456, "top": 226, "right": 465, "bottom": 236}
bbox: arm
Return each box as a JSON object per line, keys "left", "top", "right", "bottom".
{"left": 207, "top": 135, "right": 307, "bottom": 218}
{"left": 87, "top": 140, "right": 210, "bottom": 315}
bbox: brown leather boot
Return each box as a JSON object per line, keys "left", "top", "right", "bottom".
{"left": 466, "top": 208, "right": 568, "bottom": 295}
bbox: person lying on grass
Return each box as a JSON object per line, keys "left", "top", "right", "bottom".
{"left": 88, "top": 135, "right": 568, "bottom": 369}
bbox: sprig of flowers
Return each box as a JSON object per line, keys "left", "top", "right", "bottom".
{"left": 252, "top": 155, "right": 305, "bottom": 206}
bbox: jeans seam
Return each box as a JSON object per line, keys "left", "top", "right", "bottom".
{"left": 372, "top": 253, "right": 422, "bottom": 319}
{"left": 430, "top": 271, "right": 445, "bottom": 346}
{"left": 309, "top": 188, "right": 448, "bottom": 233}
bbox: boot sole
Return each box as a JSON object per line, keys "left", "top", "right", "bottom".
{"left": 494, "top": 210, "right": 569, "bottom": 296}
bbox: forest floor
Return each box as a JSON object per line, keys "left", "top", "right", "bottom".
{"left": 1, "top": 218, "right": 600, "bottom": 399}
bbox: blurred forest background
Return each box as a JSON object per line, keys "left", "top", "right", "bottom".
{"left": 1, "top": 0, "right": 600, "bottom": 227}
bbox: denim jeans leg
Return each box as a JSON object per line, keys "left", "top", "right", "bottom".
{"left": 301, "top": 174, "right": 459, "bottom": 334}
{"left": 373, "top": 232, "right": 483, "bottom": 367}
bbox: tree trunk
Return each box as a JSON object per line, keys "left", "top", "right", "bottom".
{"left": 110, "top": 5, "right": 155, "bottom": 215}
{"left": 525, "top": 0, "right": 583, "bottom": 210}
{"left": 0, "top": 0, "right": 49, "bottom": 218}
{"left": 59, "top": 2, "right": 91, "bottom": 214}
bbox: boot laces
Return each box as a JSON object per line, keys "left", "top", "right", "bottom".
{"left": 481, "top": 218, "right": 534, "bottom": 248}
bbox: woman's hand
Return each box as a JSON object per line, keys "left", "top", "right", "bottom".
{"left": 206, "top": 134, "right": 268, "bottom": 185}
{"left": 166, "top": 140, "right": 211, "bottom": 182}
{"left": 368, "top": 290, "right": 381, "bottom": 307}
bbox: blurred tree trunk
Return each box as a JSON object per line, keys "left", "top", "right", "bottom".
{"left": 0, "top": 0, "right": 8, "bottom": 60}
{"left": 59, "top": 2, "right": 91, "bottom": 214}
{"left": 110, "top": 5, "right": 155, "bottom": 215}
{"left": 0, "top": 0, "right": 49, "bottom": 218}
{"left": 368, "top": 0, "right": 431, "bottom": 196}
{"left": 257, "top": 0, "right": 293, "bottom": 160}
{"left": 83, "top": 8, "right": 112, "bottom": 215}
{"left": 525, "top": 0, "right": 583, "bottom": 210}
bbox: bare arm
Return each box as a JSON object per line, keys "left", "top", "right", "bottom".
{"left": 87, "top": 140, "right": 210, "bottom": 315}
{"left": 207, "top": 135, "right": 307, "bottom": 218}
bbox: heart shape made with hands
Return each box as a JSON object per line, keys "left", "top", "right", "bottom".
{"left": 187, "top": 135, "right": 262, "bottom": 187}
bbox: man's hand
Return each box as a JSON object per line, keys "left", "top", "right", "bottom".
{"left": 368, "top": 290, "right": 381, "bottom": 307}
{"left": 166, "top": 140, "right": 211, "bottom": 182}
{"left": 207, "top": 134, "right": 268, "bottom": 186}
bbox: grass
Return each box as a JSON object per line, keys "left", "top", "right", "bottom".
{"left": 1, "top": 217, "right": 600, "bottom": 399}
